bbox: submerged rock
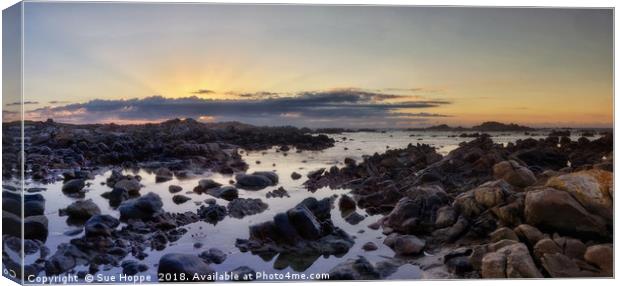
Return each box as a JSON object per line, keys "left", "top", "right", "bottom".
{"left": 199, "top": 248, "right": 227, "bottom": 264}
{"left": 228, "top": 198, "right": 268, "bottom": 218}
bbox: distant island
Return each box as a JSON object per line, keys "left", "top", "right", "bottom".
{"left": 409, "top": 121, "right": 534, "bottom": 132}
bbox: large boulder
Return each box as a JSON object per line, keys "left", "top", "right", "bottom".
{"left": 157, "top": 253, "right": 214, "bottom": 281}
{"left": 493, "top": 160, "right": 536, "bottom": 188}
{"left": 119, "top": 192, "right": 163, "bottom": 220}
{"left": 524, "top": 187, "right": 608, "bottom": 237}
{"left": 545, "top": 169, "right": 612, "bottom": 222}
{"left": 481, "top": 243, "right": 542, "bottom": 278}
{"left": 383, "top": 185, "right": 449, "bottom": 234}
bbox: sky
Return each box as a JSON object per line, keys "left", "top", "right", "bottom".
{"left": 3, "top": 3, "right": 614, "bottom": 128}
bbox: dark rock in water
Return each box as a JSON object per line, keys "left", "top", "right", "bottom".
{"left": 235, "top": 172, "right": 278, "bottom": 190}
{"left": 198, "top": 248, "right": 227, "bottom": 264}
{"left": 307, "top": 168, "right": 325, "bottom": 180}
{"left": 266, "top": 187, "right": 289, "bottom": 198}
{"left": 344, "top": 212, "right": 365, "bottom": 225}
{"left": 24, "top": 215, "right": 49, "bottom": 242}
{"left": 62, "top": 179, "right": 85, "bottom": 193}
{"left": 236, "top": 197, "right": 353, "bottom": 260}
{"left": 114, "top": 178, "right": 141, "bottom": 194}
{"left": 287, "top": 205, "right": 322, "bottom": 240}
{"left": 231, "top": 266, "right": 256, "bottom": 281}
{"left": 59, "top": 199, "right": 101, "bottom": 221}
{"left": 338, "top": 194, "right": 356, "bottom": 213}
{"left": 157, "top": 253, "right": 214, "bottom": 281}
{"left": 106, "top": 187, "right": 129, "bottom": 207}
{"left": 207, "top": 186, "right": 238, "bottom": 201}
{"left": 362, "top": 242, "right": 378, "bottom": 251}
{"left": 155, "top": 167, "right": 174, "bottom": 182}
{"left": 2, "top": 211, "right": 22, "bottom": 238}
{"left": 291, "top": 172, "right": 302, "bottom": 180}
{"left": 45, "top": 243, "right": 89, "bottom": 275}
{"left": 194, "top": 179, "right": 222, "bottom": 193}
{"left": 228, "top": 198, "right": 268, "bottom": 218}
{"left": 253, "top": 171, "right": 279, "bottom": 184}
{"left": 197, "top": 204, "right": 227, "bottom": 223}
{"left": 383, "top": 185, "right": 449, "bottom": 234}
{"left": 3, "top": 191, "right": 46, "bottom": 217}
{"left": 119, "top": 192, "right": 163, "bottom": 221}
{"left": 172, "top": 194, "right": 192, "bottom": 204}
{"left": 121, "top": 260, "right": 148, "bottom": 275}
{"left": 383, "top": 234, "right": 425, "bottom": 256}
{"left": 168, "top": 185, "right": 183, "bottom": 193}
{"left": 84, "top": 214, "right": 120, "bottom": 237}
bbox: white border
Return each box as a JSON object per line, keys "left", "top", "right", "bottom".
{"left": 0, "top": 1, "right": 617, "bottom": 286}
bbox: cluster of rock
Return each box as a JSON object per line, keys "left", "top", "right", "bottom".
{"left": 235, "top": 197, "right": 354, "bottom": 271}
{"left": 310, "top": 133, "right": 613, "bottom": 278}
{"left": 4, "top": 118, "right": 335, "bottom": 182}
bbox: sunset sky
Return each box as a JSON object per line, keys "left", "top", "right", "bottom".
{"left": 3, "top": 3, "right": 613, "bottom": 128}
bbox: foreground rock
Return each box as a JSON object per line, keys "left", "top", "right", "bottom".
{"left": 236, "top": 197, "right": 354, "bottom": 269}
{"left": 481, "top": 243, "right": 542, "bottom": 278}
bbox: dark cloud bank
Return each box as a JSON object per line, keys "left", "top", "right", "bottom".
{"left": 25, "top": 89, "right": 451, "bottom": 128}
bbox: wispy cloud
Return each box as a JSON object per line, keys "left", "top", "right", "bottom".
{"left": 23, "top": 89, "right": 451, "bottom": 127}
{"left": 5, "top": 101, "right": 39, "bottom": 106}
{"left": 191, "top": 89, "right": 216, "bottom": 95}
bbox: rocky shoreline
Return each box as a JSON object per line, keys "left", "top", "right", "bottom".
{"left": 306, "top": 133, "right": 613, "bottom": 278}
{"left": 2, "top": 120, "right": 614, "bottom": 281}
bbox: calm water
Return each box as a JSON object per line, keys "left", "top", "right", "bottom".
{"left": 6, "top": 130, "right": 598, "bottom": 282}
